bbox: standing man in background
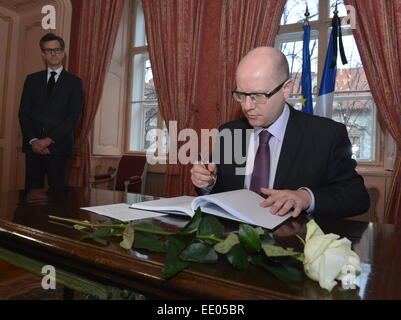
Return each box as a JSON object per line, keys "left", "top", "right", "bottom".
{"left": 19, "top": 33, "right": 83, "bottom": 190}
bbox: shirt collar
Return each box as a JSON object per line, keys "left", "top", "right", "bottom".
{"left": 254, "top": 103, "right": 290, "bottom": 141}
{"left": 47, "top": 66, "right": 63, "bottom": 76}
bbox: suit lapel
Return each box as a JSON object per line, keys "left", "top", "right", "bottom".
{"left": 41, "top": 70, "right": 48, "bottom": 100}
{"left": 273, "top": 105, "right": 304, "bottom": 189}
{"left": 232, "top": 118, "right": 252, "bottom": 190}
{"left": 37, "top": 70, "right": 48, "bottom": 115}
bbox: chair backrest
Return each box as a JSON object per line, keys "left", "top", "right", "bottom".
{"left": 114, "top": 155, "right": 147, "bottom": 193}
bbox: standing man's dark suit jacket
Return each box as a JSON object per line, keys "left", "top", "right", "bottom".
{"left": 19, "top": 69, "right": 83, "bottom": 156}
{"left": 208, "top": 105, "right": 370, "bottom": 219}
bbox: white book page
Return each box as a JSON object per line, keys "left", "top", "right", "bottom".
{"left": 130, "top": 196, "right": 195, "bottom": 217}
{"left": 196, "top": 202, "right": 245, "bottom": 224}
{"left": 191, "top": 189, "right": 291, "bottom": 229}
{"left": 81, "top": 203, "right": 167, "bottom": 222}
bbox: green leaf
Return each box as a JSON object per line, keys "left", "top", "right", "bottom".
{"left": 73, "top": 221, "right": 90, "bottom": 231}
{"left": 249, "top": 255, "right": 302, "bottom": 282}
{"left": 260, "top": 230, "right": 275, "bottom": 245}
{"left": 198, "top": 216, "right": 225, "bottom": 245}
{"left": 238, "top": 224, "right": 262, "bottom": 253}
{"left": 133, "top": 233, "right": 167, "bottom": 253}
{"left": 134, "top": 223, "right": 165, "bottom": 233}
{"left": 214, "top": 234, "right": 240, "bottom": 254}
{"left": 120, "top": 225, "right": 134, "bottom": 250}
{"left": 162, "top": 239, "right": 189, "bottom": 280}
{"left": 110, "top": 227, "right": 125, "bottom": 236}
{"left": 199, "top": 216, "right": 225, "bottom": 236}
{"left": 180, "top": 243, "right": 218, "bottom": 264}
{"left": 262, "top": 244, "right": 302, "bottom": 258}
{"left": 81, "top": 227, "right": 111, "bottom": 241}
{"left": 180, "top": 208, "right": 202, "bottom": 234}
{"left": 255, "top": 227, "right": 264, "bottom": 236}
{"left": 226, "top": 244, "right": 249, "bottom": 270}
{"left": 110, "top": 218, "right": 125, "bottom": 225}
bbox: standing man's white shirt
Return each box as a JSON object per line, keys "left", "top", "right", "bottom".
{"left": 47, "top": 66, "right": 63, "bottom": 83}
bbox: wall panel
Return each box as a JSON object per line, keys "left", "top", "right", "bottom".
{"left": 92, "top": 1, "right": 129, "bottom": 156}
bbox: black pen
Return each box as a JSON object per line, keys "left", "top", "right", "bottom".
{"left": 198, "top": 152, "right": 216, "bottom": 182}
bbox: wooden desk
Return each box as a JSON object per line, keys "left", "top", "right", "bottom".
{"left": 0, "top": 187, "right": 400, "bottom": 300}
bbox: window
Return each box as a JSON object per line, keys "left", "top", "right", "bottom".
{"left": 276, "top": 0, "right": 378, "bottom": 162}
{"left": 128, "top": 0, "right": 167, "bottom": 154}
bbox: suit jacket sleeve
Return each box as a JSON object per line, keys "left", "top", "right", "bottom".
{"left": 47, "top": 78, "right": 84, "bottom": 143}
{"left": 310, "top": 124, "right": 370, "bottom": 218}
{"left": 18, "top": 75, "right": 37, "bottom": 142}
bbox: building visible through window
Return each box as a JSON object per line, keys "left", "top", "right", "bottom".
{"left": 276, "top": 0, "right": 377, "bottom": 162}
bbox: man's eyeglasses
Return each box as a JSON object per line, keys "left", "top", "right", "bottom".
{"left": 232, "top": 79, "right": 289, "bottom": 104}
{"left": 42, "top": 48, "right": 64, "bottom": 55}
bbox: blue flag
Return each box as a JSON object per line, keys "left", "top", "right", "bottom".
{"left": 315, "top": 29, "right": 337, "bottom": 118}
{"left": 301, "top": 24, "right": 313, "bottom": 114}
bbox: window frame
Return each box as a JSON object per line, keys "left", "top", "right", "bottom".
{"left": 277, "top": 0, "right": 384, "bottom": 167}
{"left": 125, "top": 0, "right": 165, "bottom": 156}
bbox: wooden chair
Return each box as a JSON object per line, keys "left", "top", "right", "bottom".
{"left": 90, "top": 155, "right": 148, "bottom": 194}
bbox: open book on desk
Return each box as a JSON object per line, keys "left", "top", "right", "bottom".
{"left": 130, "top": 189, "right": 291, "bottom": 230}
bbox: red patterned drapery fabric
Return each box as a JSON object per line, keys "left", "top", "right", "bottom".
{"left": 345, "top": 0, "right": 401, "bottom": 224}
{"left": 143, "top": 0, "right": 286, "bottom": 197}
{"left": 217, "top": 0, "right": 287, "bottom": 124}
{"left": 67, "top": 0, "right": 125, "bottom": 187}
{"left": 142, "top": 0, "right": 205, "bottom": 197}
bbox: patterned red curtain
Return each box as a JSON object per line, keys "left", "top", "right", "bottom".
{"left": 345, "top": 0, "right": 401, "bottom": 224}
{"left": 217, "top": 0, "right": 287, "bottom": 123}
{"left": 143, "top": 0, "right": 286, "bottom": 197}
{"left": 142, "top": 0, "right": 205, "bottom": 197}
{"left": 67, "top": 0, "right": 125, "bottom": 187}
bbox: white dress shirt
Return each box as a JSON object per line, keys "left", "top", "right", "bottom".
{"left": 47, "top": 66, "right": 63, "bottom": 83}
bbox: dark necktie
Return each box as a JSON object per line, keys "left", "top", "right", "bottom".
{"left": 47, "top": 71, "right": 57, "bottom": 97}
{"left": 250, "top": 130, "right": 272, "bottom": 196}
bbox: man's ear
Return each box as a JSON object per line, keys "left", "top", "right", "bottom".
{"left": 283, "top": 79, "right": 293, "bottom": 99}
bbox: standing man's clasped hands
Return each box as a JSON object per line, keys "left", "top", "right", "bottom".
{"left": 31, "top": 138, "right": 52, "bottom": 155}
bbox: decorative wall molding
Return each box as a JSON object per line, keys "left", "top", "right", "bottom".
{"left": 97, "top": 72, "right": 122, "bottom": 148}
{"left": 25, "top": 20, "right": 40, "bottom": 31}
{"left": 12, "top": 0, "right": 41, "bottom": 11}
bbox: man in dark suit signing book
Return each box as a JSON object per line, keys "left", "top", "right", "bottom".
{"left": 19, "top": 33, "right": 83, "bottom": 190}
{"left": 191, "top": 46, "right": 369, "bottom": 219}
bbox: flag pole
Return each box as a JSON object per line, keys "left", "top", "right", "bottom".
{"left": 304, "top": 4, "right": 310, "bottom": 25}
{"left": 301, "top": 4, "right": 314, "bottom": 114}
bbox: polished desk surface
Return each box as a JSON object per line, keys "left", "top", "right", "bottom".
{"left": 0, "top": 187, "right": 400, "bottom": 300}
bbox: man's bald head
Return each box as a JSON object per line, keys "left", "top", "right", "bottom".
{"left": 235, "top": 47, "right": 292, "bottom": 128}
{"left": 236, "top": 47, "right": 289, "bottom": 86}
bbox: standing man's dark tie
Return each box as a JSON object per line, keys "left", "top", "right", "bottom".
{"left": 250, "top": 130, "right": 272, "bottom": 196}
{"left": 47, "top": 71, "right": 57, "bottom": 97}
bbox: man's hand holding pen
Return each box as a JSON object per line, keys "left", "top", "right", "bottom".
{"left": 190, "top": 153, "right": 217, "bottom": 189}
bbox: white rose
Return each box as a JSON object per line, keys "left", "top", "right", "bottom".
{"left": 303, "top": 220, "right": 362, "bottom": 292}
